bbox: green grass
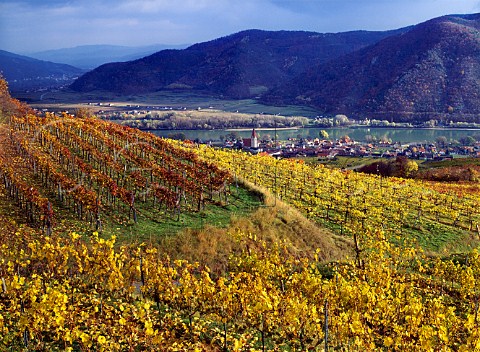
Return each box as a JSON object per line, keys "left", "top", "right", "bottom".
{"left": 303, "top": 199, "right": 478, "bottom": 254}
{"left": 96, "top": 184, "right": 264, "bottom": 246}
{"left": 397, "top": 217, "right": 476, "bottom": 254}
{"left": 307, "top": 156, "right": 388, "bottom": 170}
{"left": 420, "top": 157, "right": 480, "bottom": 169}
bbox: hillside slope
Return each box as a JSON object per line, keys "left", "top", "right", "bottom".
{"left": 0, "top": 50, "right": 84, "bottom": 91}
{"left": 263, "top": 14, "right": 480, "bottom": 123}
{"left": 0, "top": 75, "right": 348, "bottom": 271}
{"left": 70, "top": 28, "right": 408, "bottom": 98}
{"left": 2, "top": 77, "right": 480, "bottom": 351}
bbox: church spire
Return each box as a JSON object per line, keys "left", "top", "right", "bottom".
{"left": 251, "top": 128, "right": 259, "bottom": 148}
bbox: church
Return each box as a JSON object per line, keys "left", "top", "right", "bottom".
{"left": 242, "top": 128, "right": 261, "bottom": 151}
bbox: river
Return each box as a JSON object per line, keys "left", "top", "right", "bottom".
{"left": 150, "top": 127, "right": 480, "bottom": 144}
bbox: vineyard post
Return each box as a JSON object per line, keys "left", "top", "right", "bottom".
{"left": 274, "top": 159, "right": 277, "bottom": 206}
{"left": 95, "top": 210, "right": 102, "bottom": 232}
{"left": 324, "top": 299, "right": 329, "bottom": 352}
{"left": 143, "top": 178, "right": 149, "bottom": 203}
{"left": 235, "top": 172, "right": 239, "bottom": 197}
{"left": 353, "top": 230, "right": 362, "bottom": 269}
{"left": 475, "top": 293, "right": 479, "bottom": 327}
{"left": 175, "top": 190, "right": 181, "bottom": 222}
{"left": 335, "top": 263, "right": 338, "bottom": 286}
{"left": 303, "top": 163, "right": 306, "bottom": 186}
{"left": 140, "top": 255, "right": 145, "bottom": 298}
{"left": 23, "top": 328, "right": 29, "bottom": 349}
{"left": 129, "top": 191, "right": 137, "bottom": 223}
{"left": 261, "top": 313, "right": 266, "bottom": 352}
{"left": 223, "top": 320, "right": 228, "bottom": 352}
{"left": 223, "top": 180, "right": 228, "bottom": 205}
{"left": 46, "top": 201, "right": 52, "bottom": 236}
{"left": 20, "top": 297, "right": 29, "bottom": 348}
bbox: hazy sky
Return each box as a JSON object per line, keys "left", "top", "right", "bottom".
{"left": 1, "top": 0, "right": 480, "bottom": 53}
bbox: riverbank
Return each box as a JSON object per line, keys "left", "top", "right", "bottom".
{"left": 224, "top": 126, "right": 299, "bottom": 132}
{"left": 150, "top": 126, "right": 480, "bottom": 144}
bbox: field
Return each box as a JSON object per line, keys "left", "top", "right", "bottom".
{"left": 14, "top": 89, "right": 321, "bottom": 117}
{"left": 1, "top": 81, "right": 480, "bottom": 351}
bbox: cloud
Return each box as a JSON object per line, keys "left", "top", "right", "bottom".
{"left": 1, "top": 0, "right": 480, "bottom": 53}
{"left": 117, "top": 0, "right": 228, "bottom": 13}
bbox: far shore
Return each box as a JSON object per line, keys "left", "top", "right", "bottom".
{"left": 224, "top": 127, "right": 300, "bottom": 132}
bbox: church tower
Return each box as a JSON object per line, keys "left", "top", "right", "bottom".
{"left": 251, "top": 128, "right": 259, "bottom": 148}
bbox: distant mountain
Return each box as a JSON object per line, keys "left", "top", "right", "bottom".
{"left": 28, "top": 44, "right": 189, "bottom": 70}
{"left": 70, "top": 28, "right": 409, "bottom": 98}
{"left": 0, "top": 50, "right": 85, "bottom": 91}
{"left": 263, "top": 14, "right": 480, "bottom": 123}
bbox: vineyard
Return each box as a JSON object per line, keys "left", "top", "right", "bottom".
{"left": 187, "top": 144, "right": 480, "bottom": 254}
{"left": 1, "top": 113, "right": 234, "bottom": 232}
{"left": 1, "top": 79, "right": 480, "bottom": 350}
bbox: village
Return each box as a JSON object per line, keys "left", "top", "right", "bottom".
{"left": 225, "top": 128, "right": 480, "bottom": 161}
{"left": 31, "top": 107, "right": 480, "bottom": 162}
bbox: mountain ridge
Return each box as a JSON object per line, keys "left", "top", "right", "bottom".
{"left": 28, "top": 43, "right": 189, "bottom": 69}
{"left": 20, "top": 13, "right": 480, "bottom": 123}
{"left": 263, "top": 13, "right": 480, "bottom": 122}
{"left": 70, "top": 28, "right": 410, "bottom": 98}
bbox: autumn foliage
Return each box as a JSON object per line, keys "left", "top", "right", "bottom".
{"left": 0, "top": 75, "right": 32, "bottom": 119}
{"left": 1, "top": 226, "right": 480, "bottom": 350}
{"left": 0, "top": 99, "right": 480, "bottom": 349}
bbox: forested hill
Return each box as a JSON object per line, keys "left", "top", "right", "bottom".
{"left": 70, "top": 28, "right": 408, "bottom": 97}
{"left": 263, "top": 14, "right": 480, "bottom": 123}
{"left": 0, "top": 50, "right": 84, "bottom": 91}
